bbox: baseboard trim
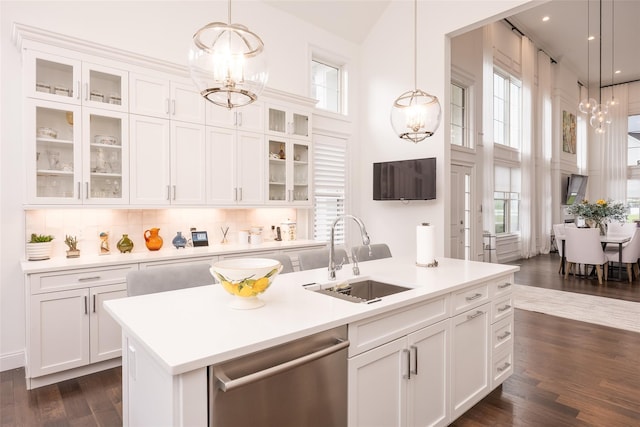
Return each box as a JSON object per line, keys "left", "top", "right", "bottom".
{"left": 26, "top": 358, "right": 121, "bottom": 390}
{"left": 0, "top": 350, "right": 25, "bottom": 372}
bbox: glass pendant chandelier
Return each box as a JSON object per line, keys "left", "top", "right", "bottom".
{"left": 390, "top": 0, "right": 441, "bottom": 143}
{"left": 189, "top": 0, "right": 268, "bottom": 109}
{"left": 578, "top": 0, "right": 597, "bottom": 115}
{"left": 589, "top": 0, "right": 609, "bottom": 133}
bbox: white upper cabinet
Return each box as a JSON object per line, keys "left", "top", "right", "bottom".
{"left": 206, "top": 101, "right": 264, "bottom": 133}
{"left": 266, "top": 137, "right": 311, "bottom": 206}
{"left": 130, "top": 73, "right": 205, "bottom": 123}
{"left": 24, "top": 50, "right": 128, "bottom": 113}
{"left": 266, "top": 102, "right": 312, "bottom": 141}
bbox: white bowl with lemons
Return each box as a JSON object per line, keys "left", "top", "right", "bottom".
{"left": 210, "top": 258, "right": 282, "bottom": 309}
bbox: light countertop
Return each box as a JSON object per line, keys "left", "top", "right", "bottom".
{"left": 20, "top": 239, "right": 325, "bottom": 273}
{"left": 104, "top": 257, "right": 519, "bottom": 376}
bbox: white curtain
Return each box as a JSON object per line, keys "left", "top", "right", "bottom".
{"left": 481, "top": 25, "right": 495, "bottom": 237}
{"left": 537, "top": 50, "right": 552, "bottom": 254}
{"left": 599, "top": 84, "right": 629, "bottom": 202}
{"left": 519, "top": 36, "right": 536, "bottom": 258}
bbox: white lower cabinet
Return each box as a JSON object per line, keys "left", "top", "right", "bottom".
{"left": 348, "top": 319, "right": 449, "bottom": 427}
{"left": 25, "top": 264, "right": 136, "bottom": 389}
{"left": 450, "top": 302, "right": 491, "bottom": 420}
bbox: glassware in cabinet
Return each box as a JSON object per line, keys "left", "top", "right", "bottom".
{"left": 26, "top": 51, "right": 81, "bottom": 104}
{"left": 292, "top": 142, "right": 309, "bottom": 202}
{"left": 82, "top": 63, "right": 128, "bottom": 112}
{"left": 268, "top": 139, "right": 287, "bottom": 201}
{"left": 266, "top": 104, "right": 311, "bottom": 140}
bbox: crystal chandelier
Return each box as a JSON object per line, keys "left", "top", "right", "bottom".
{"left": 189, "top": 0, "right": 268, "bottom": 109}
{"left": 390, "top": 0, "right": 441, "bottom": 143}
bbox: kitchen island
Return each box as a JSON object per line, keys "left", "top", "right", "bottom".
{"left": 105, "top": 257, "right": 519, "bottom": 426}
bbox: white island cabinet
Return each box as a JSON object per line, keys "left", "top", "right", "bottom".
{"left": 104, "top": 257, "right": 517, "bottom": 426}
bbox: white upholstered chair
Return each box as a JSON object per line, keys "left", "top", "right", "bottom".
{"left": 298, "top": 248, "right": 349, "bottom": 271}
{"left": 552, "top": 223, "right": 566, "bottom": 274}
{"left": 126, "top": 263, "right": 214, "bottom": 296}
{"left": 263, "top": 254, "right": 294, "bottom": 274}
{"left": 605, "top": 227, "right": 640, "bottom": 283}
{"left": 564, "top": 227, "right": 608, "bottom": 285}
{"left": 351, "top": 243, "right": 392, "bottom": 262}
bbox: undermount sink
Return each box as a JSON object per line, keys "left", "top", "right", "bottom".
{"left": 310, "top": 279, "right": 412, "bottom": 304}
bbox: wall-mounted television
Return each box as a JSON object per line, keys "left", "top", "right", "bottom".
{"left": 565, "top": 174, "right": 588, "bottom": 205}
{"left": 373, "top": 157, "right": 436, "bottom": 201}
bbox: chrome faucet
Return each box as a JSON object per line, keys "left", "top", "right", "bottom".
{"left": 329, "top": 215, "right": 370, "bottom": 280}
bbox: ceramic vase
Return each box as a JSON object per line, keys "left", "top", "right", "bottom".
{"left": 117, "top": 234, "right": 134, "bottom": 253}
{"left": 172, "top": 231, "right": 187, "bottom": 249}
{"left": 144, "top": 228, "right": 163, "bottom": 251}
{"left": 26, "top": 241, "right": 53, "bottom": 261}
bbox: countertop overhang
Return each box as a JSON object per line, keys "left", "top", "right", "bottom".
{"left": 104, "top": 257, "right": 519, "bottom": 376}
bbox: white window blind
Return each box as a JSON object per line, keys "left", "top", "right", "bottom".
{"left": 313, "top": 137, "right": 346, "bottom": 243}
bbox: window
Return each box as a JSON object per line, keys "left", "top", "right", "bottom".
{"left": 626, "top": 114, "right": 640, "bottom": 221}
{"left": 313, "top": 136, "right": 346, "bottom": 243}
{"left": 494, "top": 166, "right": 520, "bottom": 234}
{"left": 311, "top": 59, "right": 345, "bottom": 114}
{"left": 493, "top": 70, "right": 521, "bottom": 149}
{"left": 451, "top": 82, "right": 470, "bottom": 148}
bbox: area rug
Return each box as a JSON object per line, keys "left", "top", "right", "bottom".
{"left": 514, "top": 284, "right": 640, "bottom": 333}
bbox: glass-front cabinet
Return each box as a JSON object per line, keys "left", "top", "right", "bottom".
{"left": 26, "top": 99, "right": 128, "bottom": 205}
{"left": 25, "top": 50, "right": 128, "bottom": 112}
{"left": 267, "top": 138, "right": 311, "bottom": 205}
{"left": 266, "top": 104, "right": 311, "bottom": 141}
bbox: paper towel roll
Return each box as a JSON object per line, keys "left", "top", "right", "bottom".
{"left": 416, "top": 223, "right": 436, "bottom": 267}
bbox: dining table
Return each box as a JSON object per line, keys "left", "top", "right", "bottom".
{"left": 559, "top": 233, "right": 631, "bottom": 281}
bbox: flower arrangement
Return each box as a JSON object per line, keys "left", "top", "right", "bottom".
{"left": 566, "top": 199, "right": 628, "bottom": 225}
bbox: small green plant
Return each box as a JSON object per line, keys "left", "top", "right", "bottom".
{"left": 64, "top": 235, "right": 78, "bottom": 250}
{"left": 29, "top": 233, "right": 54, "bottom": 243}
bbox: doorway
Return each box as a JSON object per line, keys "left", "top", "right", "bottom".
{"left": 450, "top": 164, "right": 473, "bottom": 260}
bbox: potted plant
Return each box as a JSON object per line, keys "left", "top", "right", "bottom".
{"left": 26, "top": 233, "right": 54, "bottom": 261}
{"left": 64, "top": 235, "right": 80, "bottom": 258}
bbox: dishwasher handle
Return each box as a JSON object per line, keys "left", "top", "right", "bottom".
{"left": 215, "top": 338, "right": 350, "bottom": 392}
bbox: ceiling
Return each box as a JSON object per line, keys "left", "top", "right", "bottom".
{"left": 267, "top": 0, "right": 640, "bottom": 90}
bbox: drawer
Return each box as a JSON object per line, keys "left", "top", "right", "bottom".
{"left": 29, "top": 264, "right": 138, "bottom": 294}
{"left": 490, "top": 275, "right": 514, "bottom": 297}
{"left": 491, "top": 346, "right": 514, "bottom": 389}
{"left": 348, "top": 295, "right": 449, "bottom": 357}
{"left": 491, "top": 315, "right": 513, "bottom": 353}
{"left": 451, "top": 282, "right": 489, "bottom": 315}
{"left": 491, "top": 294, "right": 514, "bottom": 323}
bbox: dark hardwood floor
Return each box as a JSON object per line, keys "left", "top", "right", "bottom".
{"left": 2, "top": 253, "right": 639, "bottom": 426}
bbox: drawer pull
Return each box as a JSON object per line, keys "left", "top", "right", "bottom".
{"left": 93, "top": 294, "right": 96, "bottom": 313}
{"left": 497, "top": 362, "right": 511, "bottom": 373}
{"left": 498, "top": 304, "right": 512, "bottom": 313}
{"left": 465, "top": 293, "right": 483, "bottom": 302}
{"left": 403, "top": 349, "right": 411, "bottom": 380}
{"left": 78, "top": 276, "right": 101, "bottom": 282}
{"left": 498, "top": 282, "right": 512, "bottom": 289}
{"left": 466, "top": 310, "right": 484, "bottom": 321}
{"left": 410, "top": 345, "right": 418, "bottom": 375}
{"left": 497, "top": 331, "right": 511, "bottom": 341}
{"left": 84, "top": 296, "right": 88, "bottom": 314}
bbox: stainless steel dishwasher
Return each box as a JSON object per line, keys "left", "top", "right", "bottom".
{"left": 208, "top": 325, "right": 349, "bottom": 427}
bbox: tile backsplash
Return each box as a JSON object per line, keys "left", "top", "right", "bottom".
{"left": 25, "top": 208, "right": 298, "bottom": 258}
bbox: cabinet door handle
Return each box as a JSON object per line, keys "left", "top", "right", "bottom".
{"left": 465, "top": 293, "right": 483, "bottom": 301}
{"left": 403, "top": 348, "right": 411, "bottom": 380}
{"left": 165, "top": 98, "right": 170, "bottom": 114}
{"left": 497, "top": 331, "right": 511, "bottom": 341}
{"left": 234, "top": 187, "right": 238, "bottom": 201}
{"left": 466, "top": 310, "right": 484, "bottom": 321}
{"left": 171, "top": 99, "right": 176, "bottom": 115}
{"left": 167, "top": 185, "right": 171, "bottom": 201}
{"left": 172, "top": 185, "right": 176, "bottom": 200}
{"left": 497, "top": 362, "right": 511, "bottom": 373}
{"left": 84, "top": 296, "right": 88, "bottom": 314}
{"left": 238, "top": 187, "right": 242, "bottom": 201}
{"left": 77, "top": 182, "right": 82, "bottom": 200}
{"left": 233, "top": 111, "right": 238, "bottom": 126}
{"left": 93, "top": 294, "right": 96, "bottom": 313}
{"left": 498, "top": 304, "right": 512, "bottom": 313}
{"left": 85, "top": 182, "right": 89, "bottom": 199}
{"left": 84, "top": 83, "right": 89, "bottom": 101}
{"left": 78, "top": 276, "right": 101, "bottom": 282}
{"left": 76, "top": 81, "right": 81, "bottom": 100}
{"left": 498, "top": 282, "right": 512, "bottom": 289}
{"left": 410, "top": 345, "right": 418, "bottom": 375}
{"left": 238, "top": 112, "right": 243, "bottom": 126}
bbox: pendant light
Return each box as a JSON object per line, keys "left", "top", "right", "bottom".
{"left": 606, "top": 0, "right": 617, "bottom": 110}
{"left": 188, "top": 0, "right": 268, "bottom": 109}
{"left": 390, "top": 0, "right": 441, "bottom": 143}
{"left": 590, "top": 0, "right": 608, "bottom": 134}
{"left": 578, "top": 0, "right": 597, "bottom": 115}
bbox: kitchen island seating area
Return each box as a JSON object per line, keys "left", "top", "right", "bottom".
{"left": 298, "top": 247, "right": 349, "bottom": 270}
{"left": 351, "top": 243, "right": 392, "bottom": 262}
{"left": 126, "top": 263, "right": 214, "bottom": 296}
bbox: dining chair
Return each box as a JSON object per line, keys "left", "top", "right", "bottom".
{"left": 127, "top": 263, "right": 214, "bottom": 296}
{"left": 351, "top": 243, "right": 392, "bottom": 262}
{"left": 298, "top": 248, "right": 349, "bottom": 271}
{"left": 552, "top": 224, "right": 566, "bottom": 274}
{"left": 263, "top": 254, "right": 294, "bottom": 274}
{"left": 564, "top": 227, "right": 608, "bottom": 285}
{"left": 605, "top": 227, "right": 640, "bottom": 284}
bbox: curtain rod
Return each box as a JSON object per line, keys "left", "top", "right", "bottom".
{"left": 503, "top": 18, "right": 558, "bottom": 64}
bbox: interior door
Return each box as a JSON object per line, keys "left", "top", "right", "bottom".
{"left": 450, "top": 164, "right": 473, "bottom": 260}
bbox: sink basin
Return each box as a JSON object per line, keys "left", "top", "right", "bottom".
{"left": 311, "top": 279, "right": 412, "bottom": 304}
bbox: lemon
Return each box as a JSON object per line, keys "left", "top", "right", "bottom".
{"left": 252, "top": 277, "right": 270, "bottom": 293}
{"left": 237, "top": 282, "right": 255, "bottom": 297}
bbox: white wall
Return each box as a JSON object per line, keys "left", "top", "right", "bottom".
{"left": 0, "top": 0, "right": 360, "bottom": 370}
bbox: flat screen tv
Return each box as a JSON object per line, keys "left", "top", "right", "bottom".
{"left": 565, "top": 174, "right": 588, "bottom": 205}
{"left": 373, "top": 157, "right": 436, "bottom": 201}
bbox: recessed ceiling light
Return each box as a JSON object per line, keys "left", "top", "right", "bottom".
{"left": 542, "top": 16, "right": 550, "bottom": 22}
{"left": 588, "top": 35, "right": 595, "bottom": 41}
{"left": 615, "top": 70, "right": 621, "bottom": 74}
